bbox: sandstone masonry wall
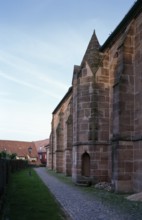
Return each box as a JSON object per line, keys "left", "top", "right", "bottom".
{"left": 49, "top": 1, "right": 142, "bottom": 193}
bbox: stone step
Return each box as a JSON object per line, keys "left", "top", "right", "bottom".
{"left": 75, "top": 180, "right": 92, "bottom": 187}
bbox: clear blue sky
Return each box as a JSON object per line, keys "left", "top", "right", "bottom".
{"left": 0, "top": 0, "right": 135, "bottom": 141}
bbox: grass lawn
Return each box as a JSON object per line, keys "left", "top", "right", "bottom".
{"left": 2, "top": 168, "right": 66, "bottom": 220}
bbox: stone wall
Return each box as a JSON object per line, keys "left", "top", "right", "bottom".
{"left": 107, "top": 9, "right": 142, "bottom": 192}
{"left": 50, "top": 90, "right": 73, "bottom": 176}
{"left": 133, "top": 11, "right": 142, "bottom": 192}
{"left": 72, "top": 32, "right": 110, "bottom": 184}
{"left": 107, "top": 21, "right": 135, "bottom": 192}
{"left": 49, "top": 1, "right": 142, "bottom": 193}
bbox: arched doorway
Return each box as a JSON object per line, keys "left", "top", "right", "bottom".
{"left": 81, "top": 152, "right": 90, "bottom": 177}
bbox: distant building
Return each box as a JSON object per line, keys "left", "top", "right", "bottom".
{"left": 0, "top": 140, "right": 38, "bottom": 163}
{"left": 34, "top": 139, "right": 49, "bottom": 165}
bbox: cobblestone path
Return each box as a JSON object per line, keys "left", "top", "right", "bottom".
{"left": 34, "top": 168, "right": 134, "bottom": 220}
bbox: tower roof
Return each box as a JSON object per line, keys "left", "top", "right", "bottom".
{"left": 81, "top": 30, "right": 100, "bottom": 74}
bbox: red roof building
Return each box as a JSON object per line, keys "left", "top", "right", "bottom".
{"left": 0, "top": 140, "right": 38, "bottom": 163}
{"left": 34, "top": 139, "right": 49, "bottom": 165}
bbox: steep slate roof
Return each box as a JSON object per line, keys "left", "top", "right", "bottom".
{"left": 100, "top": 0, "right": 142, "bottom": 51}
{"left": 0, "top": 140, "right": 38, "bottom": 158}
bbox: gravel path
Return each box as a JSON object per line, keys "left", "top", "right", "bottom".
{"left": 34, "top": 167, "right": 133, "bottom": 220}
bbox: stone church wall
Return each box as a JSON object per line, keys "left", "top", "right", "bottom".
{"left": 133, "top": 11, "right": 142, "bottom": 192}
{"left": 49, "top": 89, "right": 73, "bottom": 176}
{"left": 49, "top": 0, "right": 142, "bottom": 193}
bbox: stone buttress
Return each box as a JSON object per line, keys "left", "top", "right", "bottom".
{"left": 72, "top": 31, "right": 110, "bottom": 184}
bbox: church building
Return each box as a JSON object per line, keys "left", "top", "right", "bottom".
{"left": 48, "top": 0, "right": 142, "bottom": 193}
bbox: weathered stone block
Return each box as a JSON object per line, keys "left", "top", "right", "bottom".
{"left": 115, "top": 180, "right": 133, "bottom": 193}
